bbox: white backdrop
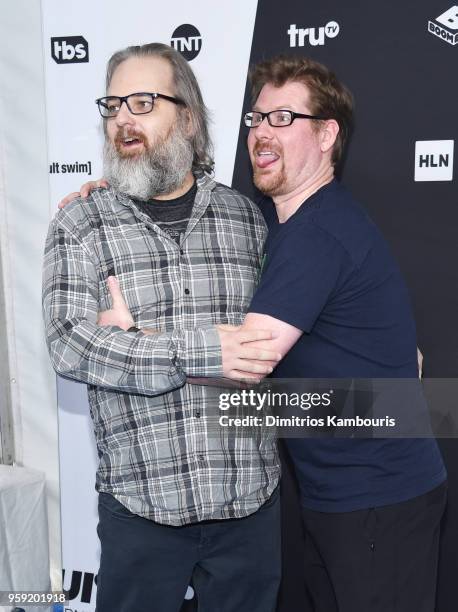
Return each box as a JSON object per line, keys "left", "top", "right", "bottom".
{"left": 40, "top": 1, "right": 259, "bottom": 608}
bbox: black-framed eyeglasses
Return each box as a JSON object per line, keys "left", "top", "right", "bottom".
{"left": 95, "top": 92, "right": 186, "bottom": 118}
{"left": 244, "top": 109, "right": 328, "bottom": 128}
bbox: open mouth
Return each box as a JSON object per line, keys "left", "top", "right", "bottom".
{"left": 115, "top": 132, "right": 146, "bottom": 155}
{"left": 255, "top": 150, "right": 280, "bottom": 169}
{"left": 120, "top": 136, "right": 143, "bottom": 148}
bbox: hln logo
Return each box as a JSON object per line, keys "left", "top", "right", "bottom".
{"left": 171, "top": 24, "right": 202, "bottom": 61}
{"left": 51, "top": 36, "right": 89, "bottom": 64}
{"left": 288, "top": 21, "right": 340, "bottom": 47}
{"left": 414, "top": 140, "right": 454, "bottom": 181}
{"left": 428, "top": 6, "right": 458, "bottom": 46}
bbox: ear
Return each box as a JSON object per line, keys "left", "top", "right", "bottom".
{"left": 320, "top": 119, "right": 339, "bottom": 154}
{"left": 181, "top": 107, "right": 195, "bottom": 138}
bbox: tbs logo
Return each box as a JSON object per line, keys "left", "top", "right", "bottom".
{"left": 51, "top": 36, "right": 89, "bottom": 64}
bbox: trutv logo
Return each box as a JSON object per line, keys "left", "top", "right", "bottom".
{"left": 288, "top": 21, "right": 340, "bottom": 47}
{"left": 51, "top": 36, "right": 89, "bottom": 64}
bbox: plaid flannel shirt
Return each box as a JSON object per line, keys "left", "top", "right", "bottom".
{"left": 43, "top": 174, "right": 280, "bottom": 525}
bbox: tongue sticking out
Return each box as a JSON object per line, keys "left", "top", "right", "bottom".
{"left": 256, "top": 152, "right": 279, "bottom": 169}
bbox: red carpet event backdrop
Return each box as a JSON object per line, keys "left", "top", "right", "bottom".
{"left": 41, "top": 1, "right": 457, "bottom": 610}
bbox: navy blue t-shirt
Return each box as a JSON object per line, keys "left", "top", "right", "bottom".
{"left": 249, "top": 180, "right": 446, "bottom": 512}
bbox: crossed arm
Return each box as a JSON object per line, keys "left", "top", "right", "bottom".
{"left": 98, "top": 276, "right": 283, "bottom": 383}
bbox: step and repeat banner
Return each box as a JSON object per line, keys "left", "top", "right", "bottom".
{"left": 41, "top": 1, "right": 457, "bottom": 611}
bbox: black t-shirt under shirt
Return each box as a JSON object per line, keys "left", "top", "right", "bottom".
{"left": 133, "top": 181, "right": 197, "bottom": 244}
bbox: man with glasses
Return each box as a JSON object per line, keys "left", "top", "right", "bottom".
{"left": 43, "top": 43, "right": 282, "bottom": 612}
{"left": 238, "top": 55, "right": 446, "bottom": 612}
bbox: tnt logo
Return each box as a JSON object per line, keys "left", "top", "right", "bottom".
{"left": 171, "top": 24, "right": 202, "bottom": 61}
{"left": 428, "top": 6, "right": 458, "bottom": 45}
{"left": 414, "top": 140, "right": 454, "bottom": 181}
{"left": 288, "top": 21, "right": 340, "bottom": 47}
{"left": 51, "top": 36, "right": 89, "bottom": 64}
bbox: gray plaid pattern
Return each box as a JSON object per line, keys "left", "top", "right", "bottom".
{"left": 43, "top": 174, "right": 280, "bottom": 525}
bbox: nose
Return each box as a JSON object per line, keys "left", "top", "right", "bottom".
{"left": 115, "top": 100, "right": 135, "bottom": 127}
{"left": 253, "top": 115, "right": 274, "bottom": 139}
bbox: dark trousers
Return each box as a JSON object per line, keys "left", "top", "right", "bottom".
{"left": 95, "top": 487, "right": 281, "bottom": 612}
{"left": 301, "top": 482, "right": 447, "bottom": 612}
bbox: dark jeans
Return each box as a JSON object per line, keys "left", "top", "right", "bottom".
{"left": 301, "top": 481, "right": 447, "bottom": 612}
{"left": 96, "top": 487, "right": 281, "bottom": 612}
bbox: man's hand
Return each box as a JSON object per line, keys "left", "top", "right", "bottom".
{"left": 97, "top": 276, "right": 134, "bottom": 331}
{"left": 217, "top": 324, "right": 282, "bottom": 381}
{"left": 58, "top": 178, "right": 109, "bottom": 209}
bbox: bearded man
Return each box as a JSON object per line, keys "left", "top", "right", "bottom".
{"left": 42, "top": 43, "right": 282, "bottom": 612}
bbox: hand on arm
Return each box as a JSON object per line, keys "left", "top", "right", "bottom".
{"left": 58, "top": 178, "right": 109, "bottom": 209}
{"left": 216, "top": 324, "right": 282, "bottom": 382}
{"left": 192, "top": 314, "right": 300, "bottom": 385}
{"left": 234, "top": 312, "right": 304, "bottom": 378}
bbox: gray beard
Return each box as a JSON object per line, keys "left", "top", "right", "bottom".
{"left": 103, "top": 125, "right": 194, "bottom": 200}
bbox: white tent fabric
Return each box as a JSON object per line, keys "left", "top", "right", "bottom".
{"left": 0, "top": 243, "right": 13, "bottom": 466}
{"left": 0, "top": 466, "right": 50, "bottom": 605}
{"left": 0, "top": 0, "right": 61, "bottom": 589}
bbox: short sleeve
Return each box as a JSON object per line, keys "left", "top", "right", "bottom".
{"left": 249, "top": 223, "right": 347, "bottom": 332}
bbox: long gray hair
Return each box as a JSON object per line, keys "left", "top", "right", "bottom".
{"left": 105, "top": 42, "right": 214, "bottom": 174}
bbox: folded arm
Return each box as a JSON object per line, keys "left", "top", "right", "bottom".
{"left": 43, "top": 221, "right": 222, "bottom": 396}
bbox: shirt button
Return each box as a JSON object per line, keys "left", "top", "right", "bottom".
{"left": 184, "top": 288, "right": 190, "bottom": 295}
{"left": 180, "top": 249, "right": 184, "bottom": 255}
{"left": 197, "top": 454, "right": 205, "bottom": 463}
{"left": 195, "top": 410, "right": 201, "bottom": 418}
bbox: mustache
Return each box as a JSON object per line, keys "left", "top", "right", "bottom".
{"left": 252, "top": 141, "right": 282, "bottom": 156}
{"left": 114, "top": 128, "right": 148, "bottom": 148}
